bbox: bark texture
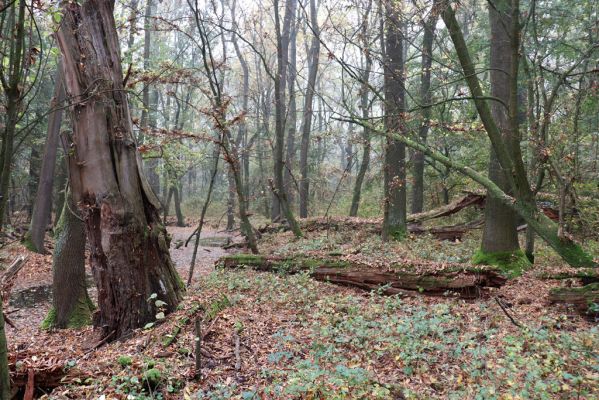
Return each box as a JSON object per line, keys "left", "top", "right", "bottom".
{"left": 44, "top": 192, "right": 93, "bottom": 329}
{"left": 57, "top": 0, "right": 183, "bottom": 338}
{"left": 27, "top": 67, "right": 65, "bottom": 254}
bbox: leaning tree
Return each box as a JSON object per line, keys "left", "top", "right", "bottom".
{"left": 56, "top": 0, "right": 184, "bottom": 338}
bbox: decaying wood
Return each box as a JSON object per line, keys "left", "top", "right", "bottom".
{"left": 407, "top": 193, "right": 485, "bottom": 224}
{"left": 548, "top": 283, "right": 599, "bottom": 315}
{"left": 538, "top": 269, "right": 599, "bottom": 285}
{"left": 219, "top": 255, "right": 507, "bottom": 298}
{"left": 9, "top": 352, "right": 84, "bottom": 393}
{"left": 1, "top": 255, "right": 28, "bottom": 304}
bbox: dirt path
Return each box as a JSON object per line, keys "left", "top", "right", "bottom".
{"left": 4, "top": 225, "right": 237, "bottom": 333}
{"left": 167, "top": 225, "right": 237, "bottom": 285}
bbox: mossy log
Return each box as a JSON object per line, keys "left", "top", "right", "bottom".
{"left": 219, "top": 254, "right": 506, "bottom": 298}
{"left": 538, "top": 269, "right": 599, "bottom": 285}
{"left": 548, "top": 283, "right": 599, "bottom": 314}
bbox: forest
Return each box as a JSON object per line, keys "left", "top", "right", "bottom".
{"left": 0, "top": 0, "right": 598, "bottom": 398}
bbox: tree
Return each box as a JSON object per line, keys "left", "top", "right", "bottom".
{"left": 57, "top": 0, "right": 184, "bottom": 338}
{"left": 42, "top": 190, "right": 93, "bottom": 329}
{"left": 349, "top": 0, "right": 373, "bottom": 217}
{"left": 0, "top": 0, "right": 29, "bottom": 229}
{"left": 299, "top": 0, "right": 320, "bottom": 218}
{"left": 382, "top": 0, "right": 407, "bottom": 241}
{"left": 26, "top": 67, "right": 65, "bottom": 254}
{"left": 472, "top": 0, "right": 529, "bottom": 273}
{"left": 411, "top": 0, "right": 439, "bottom": 214}
{"left": 273, "top": 0, "right": 302, "bottom": 236}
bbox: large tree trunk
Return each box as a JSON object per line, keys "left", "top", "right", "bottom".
{"left": 27, "top": 68, "right": 65, "bottom": 253}
{"left": 273, "top": 0, "right": 302, "bottom": 236}
{"left": 476, "top": 0, "right": 523, "bottom": 267}
{"left": 57, "top": 0, "right": 184, "bottom": 338}
{"left": 44, "top": 191, "right": 93, "bottom": 329}
{"left": 411, "top": 2, "right": 438, "bottom": 214}
{"left": 299, "top": 0, "right": 320, "bottom": 218}
{"left": 382, "top": 1, "right": 407, "bottom": 241}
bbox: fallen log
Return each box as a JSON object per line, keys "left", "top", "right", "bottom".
{"left": 407, "top": 193, "right": 485, "bottom": 224}
{"left": 219, "top": 254, "right": 507, "bottom": 298}
{"left": 1, "top": 255, "right": 28, "bottom": 304}
{"left": 538, "top": 269, "right": 599, "bottom": 285}
{"left": 548, "top": 283, "right": 599, "bottom": 315}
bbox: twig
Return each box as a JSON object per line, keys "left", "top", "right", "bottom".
{"left": 194, "top": 317, "right": 202, "bottom": 380}
{"left": 494, "top": 296, "right": 523, "bottom": 328}
{"left": 233, "top": 332, "right": 241, "bottom": 371}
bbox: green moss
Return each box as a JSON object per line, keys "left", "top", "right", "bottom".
{"left": 226, "top": 254, "right": 265, "bottom": 265}
{"left": 388, "top": 227, "right": 407, "bottom": 241}
{"left": 143, "top": 368, "right": 162, "bottom": 388}
{"left": 556, "top": 243, "right": 596, "bottom": 268}
{"left": 40, "top": 294, "right": 94, "bottom": 330}
{"left": 118, "top": 355, "right": 133, "bottom": 367}
{"left": 21, "top": 233, "right": 37, "bottom": 252}
{"left": 40, "top": 307, "right": 57, "bottom": 330}
{"left": 472, "top": 249, "right": 531, "bottom": 278}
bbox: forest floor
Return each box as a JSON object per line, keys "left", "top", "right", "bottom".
{"left": 1, "top": 217, "right": 598, "bottom": 399}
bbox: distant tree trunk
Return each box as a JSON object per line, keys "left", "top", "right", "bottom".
{"left": 173, "top": 185, "right": 185, "bottom": 227}
{"left": 0, "top": 292, "right": 9, "bottom": 399}
{"left": 226, "top": 167, "right": 235, "bottom": 230}
{"left": 27, "top": 143, "right": 42, "bottom": 220}
{"left": 0, "top": 0, "right": 27, "bottom": 230}
{"left": 57, "top": 0, "right": 183, "bottom": 338}
{"left": 140, "top": 0, "right": 161, "bottom": 197}
{"left": 478, "top": 0, "right": 521, "bottom": 258}
{"left": 44, "top": 190, "right": 93, "bottom": 329}
{"left": 382, "top": 1, "right": 407, "bottom": 241}
{"left": 349, "top": 0, "right": 373, "bottom": 217}
{"left": 299, "top": 0, "right": 320, "bottom": 218}
{"left": 411, "top": 2, "right": 439, "bottom": 214}
{"left": 273, "top": 0, "right": 302, "bottom": 236}
{"left": 27, "top": 68, "right": 65, "bottom": 253}
{"left": 284, "top": 16, "right": 299, "bottom": 206}
{"left": 163, "top": 186, "right": 173, "bottom": 224}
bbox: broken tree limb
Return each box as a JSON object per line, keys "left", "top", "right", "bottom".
{"left": 219, "top": 254, "right": 507, "bottom": 298}
{"left": 1, "top": 255, "right": 28, "bottom": 304}
{"left": 548, "top": 283, "right": 599, "bottom": 315}
{"left": 407, "top": 193, "right": 485, "bottom": 224}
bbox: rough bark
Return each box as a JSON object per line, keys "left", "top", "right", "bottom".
{"left": 43, "top": 191, "right": 93, "bottom": 329}
{"left": 220, "top": 254, "right": 507, "bottom": 298}
{"left": 382, "top": 1, "right": 407, "bottom": 241}
{"left": 226, "top": 167, "right": 236, "bottom": 230}
{"left": 27, "top": 67, "right": 65, "bottom": 254}
{"left": 57, "top": 0, "right": 184, "bottom": 338}
{"left": 299, "top": 0, "right": 320, "bottom": 219}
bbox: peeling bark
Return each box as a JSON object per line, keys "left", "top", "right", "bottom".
{"left": 57, "top": 0, "right": 183, "bottom": 338}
